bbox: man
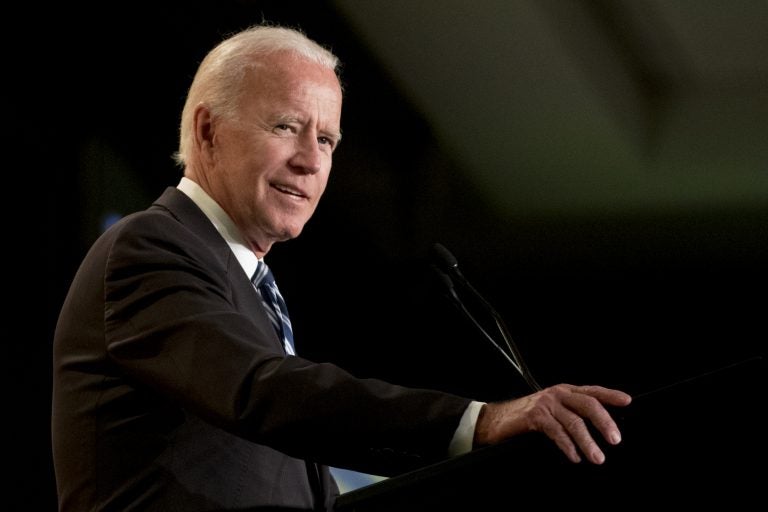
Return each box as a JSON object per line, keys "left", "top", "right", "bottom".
{"left": 52, "top": 24, "right": 631, "bottom": 511}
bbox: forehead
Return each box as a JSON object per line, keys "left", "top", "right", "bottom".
{"left": 241, "top": 52, "right": 342, "bottom": 110}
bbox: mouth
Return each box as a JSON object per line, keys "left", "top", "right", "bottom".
{"left": 271, "top": 183, "right": 308, "bottom": 200}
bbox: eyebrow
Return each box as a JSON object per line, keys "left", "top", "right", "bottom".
{"left": 271, "top": 113, "right": 341, "bottom": 143}
{"left": 325, "top": 130, "right": 342, "bottom": 144}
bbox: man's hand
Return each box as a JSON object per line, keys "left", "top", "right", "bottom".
{"left": 474, "top": 384, "right": 632, "bottom": 464}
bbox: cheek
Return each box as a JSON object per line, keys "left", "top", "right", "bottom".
{"left": 229, "top": 149, "right": 270, "bottom": 184}
{"left": 313, "top": 172, "right": 331, "bottom": 202}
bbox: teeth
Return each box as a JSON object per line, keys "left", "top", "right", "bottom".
{"left": 274, "top": 184, "right": 302, "bottom": 197}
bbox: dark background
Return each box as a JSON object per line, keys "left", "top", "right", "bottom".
{"left": 14, "top": 1, "right": 765, "bottom": 510}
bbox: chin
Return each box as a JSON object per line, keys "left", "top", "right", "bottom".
{"left": 277, "top": 224, "right": 304, "bottom": 241}
{"left": 271, "top": 213, "right": 311, "bottom": 242}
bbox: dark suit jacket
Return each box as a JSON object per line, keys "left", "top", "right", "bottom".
{"left": 52, "top": 187, "right": 471, "bottom": 511}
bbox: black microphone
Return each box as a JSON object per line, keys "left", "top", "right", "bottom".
{"left": 432, "top": 243, "right": 500, "bottom": 320}
{"left": 431, "top": 243, "right": 542, "bottom": 392}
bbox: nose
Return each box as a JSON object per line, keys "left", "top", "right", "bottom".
{"left": 289, "top": 132, "right": 323, "bottom": 174}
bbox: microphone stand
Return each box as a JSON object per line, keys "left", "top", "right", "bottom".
{"left": 432, "top": 243, "right": 542, "bottom": 392}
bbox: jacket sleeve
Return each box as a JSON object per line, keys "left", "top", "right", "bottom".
{"left": 103, "top": 211, "right": 473, "bottom": 476}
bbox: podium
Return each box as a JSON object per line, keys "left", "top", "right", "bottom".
{"left": 335, "top": 356, "right": 764, "bottom": 510}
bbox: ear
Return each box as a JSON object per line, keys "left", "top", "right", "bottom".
{"left": 192, "top": 104, "right": 215, "bottom": 159}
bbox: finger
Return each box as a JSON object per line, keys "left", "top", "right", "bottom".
{"left": 553, "top": 406, "right": 606, "bottom": 464}
{"left": 567, "top": 389, "right": 626, "bottom": 446}
{"left": 576, "top": 385, "right": 633, "bottom": 406}
{"left": 538, "top": 415, "right": 582, "bottom": 464}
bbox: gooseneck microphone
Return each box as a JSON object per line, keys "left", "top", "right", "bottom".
{"left": 431, "top": 243, "right": 542, "bottom": 392}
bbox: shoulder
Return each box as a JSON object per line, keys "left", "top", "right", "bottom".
{"left": 100, "top": 189, "right": 229, "bottom": 271}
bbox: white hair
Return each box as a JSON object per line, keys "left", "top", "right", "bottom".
{"left": 173, "top": 24, "right": 340, "bottom": 167}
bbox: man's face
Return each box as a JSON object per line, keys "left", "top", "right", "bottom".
{"left": 206, "top": 52, "right": 342, "bottom": 255}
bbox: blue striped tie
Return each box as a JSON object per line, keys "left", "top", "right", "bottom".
{"left": 251, "top": 261, "right": 296, "bottom": 355}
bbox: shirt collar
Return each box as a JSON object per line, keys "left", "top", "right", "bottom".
{"left": 176, "top": 177, "right": 260, "bottom": 279}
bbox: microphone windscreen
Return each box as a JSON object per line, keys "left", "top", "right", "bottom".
{"left": 431, "top": 243, "right": 459, "bottom": 273}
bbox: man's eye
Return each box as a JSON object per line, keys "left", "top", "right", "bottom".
{"left": 274, "top": 124, "right": 300, "bottom": 134}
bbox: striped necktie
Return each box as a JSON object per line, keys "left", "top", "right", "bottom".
{"left": 251, "top": 260, "right": 296, "bottom": 355}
